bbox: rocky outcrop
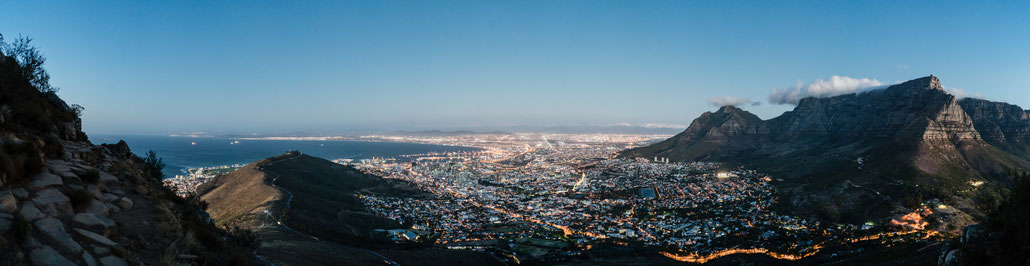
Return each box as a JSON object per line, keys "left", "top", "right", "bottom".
{"left": 1, "top": 46, "right": 256, "bottom": 265}
{"left": 1, "top": 135, "right": 256, "bottom": 265}
{"left": 34, "top": 217, "right": 83, "bottom": 255}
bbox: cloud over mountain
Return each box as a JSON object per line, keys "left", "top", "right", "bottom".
{"left": 946, "top": 88, "right": 984, "bottom": 100}
{"left": 769, "top": 76, "right": 885, "bottom": 105}
{"left": 708, "top": 96, "right": 753, "bottom": 107}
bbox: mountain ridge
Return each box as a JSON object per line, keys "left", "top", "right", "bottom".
{"left": 622, "top": 76, "right": 1030, "bottom": 222}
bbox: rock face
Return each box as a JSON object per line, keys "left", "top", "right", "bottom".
{"left": 958, "top": 98, "right": 1030, "bottom": 157}
{"left": 623, "top": 76, "right": 1030, "bottom": 220}
{"left": 72, "top": 213, "right": 116, "bottom": 234}
{"left": 34, "top": 217, "right": 84, "bottom": 255}
{"left": 73, "top": 228, "right": 118, "bottom": 247}
{"left": 27, "top": 172, "right": 64, "bottom": 191}
{"left": 30, "top": 245, "right": 76, "bottom": 266}
{"left": 32, "top": 188, "right": 73, "bottom": 217}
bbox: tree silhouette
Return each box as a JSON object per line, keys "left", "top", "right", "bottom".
{"left": 0, "top": 34, "right": 56, "bottom": 93}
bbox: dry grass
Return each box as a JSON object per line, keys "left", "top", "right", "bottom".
{"left": 154, "top": 201, "right": 180, "bottom": 237}
{"left": 197, "top": 164, "right": 282, "bottom": 226}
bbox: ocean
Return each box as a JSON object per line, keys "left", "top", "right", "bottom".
{"left": 92, "top": 135, "right": 479, "bottom": 177}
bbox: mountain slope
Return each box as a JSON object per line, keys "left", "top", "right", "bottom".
{"left": 623, "top": 76, "right": 1030, "bottom": 222}
{"left": 1, "top": 39, "right": 255, "bottom": 265}
{"left": 196, "top": 151, "right": 503, "bottom": 266}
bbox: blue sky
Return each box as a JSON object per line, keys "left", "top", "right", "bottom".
{"left": 2, "top": 1, "right": 1028, "bottom": 134}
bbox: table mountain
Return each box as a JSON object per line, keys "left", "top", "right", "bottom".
{"left": 622, "top": 76, "right": 1030, "bottom": 222}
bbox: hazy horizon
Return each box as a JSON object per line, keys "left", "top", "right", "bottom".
{"left": 2, "top": 1, "right": 1028, "bottom": 135}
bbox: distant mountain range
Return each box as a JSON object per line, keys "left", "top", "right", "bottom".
{"left": 622, "top": 76, "right": 1030, "bottom": 222}
{"left": 385, "top": 130, "right": 513, "bottom": 136}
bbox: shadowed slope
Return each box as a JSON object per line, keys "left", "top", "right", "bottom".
{"left": 197, "top": 151, "right": 503, "bottom": 266}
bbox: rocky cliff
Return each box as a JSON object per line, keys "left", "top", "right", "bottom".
{"left": 958, "top": 98, "right": 1030, "bottom": 157}
{"left": 623, "top": 76, "right": 1030, "bottom": 222}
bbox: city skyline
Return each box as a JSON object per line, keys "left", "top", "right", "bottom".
{"left": 2, "top": 1, "right": 1028, "bottom": 134}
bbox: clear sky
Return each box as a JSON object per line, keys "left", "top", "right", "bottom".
{"left": 2, "top": 1, "right": 1028, "bottom": 134}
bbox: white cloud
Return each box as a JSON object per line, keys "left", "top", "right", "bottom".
{"left": 946, "top": 88, "right": 984, "bottom": 99}
{"left": 707, "top": 96, "right": 753, "bottom": 107}
{"left": 768, "top": 76, "right": 885, "bottom": 105}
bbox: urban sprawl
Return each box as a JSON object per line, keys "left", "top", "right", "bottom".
{"left": 165, "top": 133, "right": 946, "bottom": 263}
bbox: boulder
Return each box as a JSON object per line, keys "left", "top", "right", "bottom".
{"left": 0, "top": 190, "right": 17, "bottom": 212}
{"left": 71, "top": 165, "right": 94, "bottom": 176}
{"left": 116, "top": 197, "right": 133, "bottom": 210}
{"left": 73, "top": 228, "right": 118, "bottom": 247}
{"left": 86, "top": 185, "right": 103, "bottom": 200}
{"left": 29, "top": 245, "right": 76, "bottom": 266}
{"left": 962, "top": 224, "right": 989, "bottom": 245}
{"left": 102, "top": 193, "right": 118, "bottom": 202}
{"left": 55, "top": 170, "right": 78, "bottom": 182}
{"left": 23, "top": 236, "right": 42, "bottom": 248}
{"left": 72, "top": 213, "right": 116, "bottom": 235}
{"left": 20, "top": 201, "right": 45, "bottom": 221}
{"left": 134, "top": 185, "right": 149, "bottom": 195}
{"left": 104, "top": 203, "right": 120, "bottom": 213}
{"left": 93, "top": 246, "right": 111, "bottom": 256}
{"left": 34, "top": 217, "right": 83, "bottom": 255}
{"left": 99, "top": 171, "right": 118, "bottom": 183}
{"left": 12, "top": 187, "right": 29, "bottom": 199}
{"left": 82, "top": 251, "right": 97, "bottom": 266}
{"left": 100, "top": 140, "right": 132, "bottom": 158}
{"left": 98, "top": 255, "right": 127, "bottom": 266}
{"left": 82, "top": 200, "right": 109, "bottom": 216}
{"left": 0, "top": 212, "right": 12, "bottom": 233}
{"left": 942, "top": 249, "right": 961, "bottom": 266}
{"left": 27, "top": 172, "right": 64, "bottom": 191}
{"left": 32, "top": 188, "right": 73, "bottom": 217}
{"left": 45, "top": 160, "right": 72, "bottom": 174}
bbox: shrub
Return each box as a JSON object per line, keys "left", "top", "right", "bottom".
{"left": 68, "top": 189, "right": 93, "bottom": 212}
{"left": 82, "top": 170, "right": 101, "bottom": 185}
{"left": 0, "top": 34, "right": 55, "bottom": 93}
{"left": 143, "top": 150, "right": 165, "bottom": 180}
{"left": 11, "top": 213, "right": 32, "bottom": 243}
{"left": 111, "top": 246, "right": 128, "bottom": 258}
{"left": 226, "top": 225, "right": 259, "bottom": 250}
{"left": 228, "top": 252, "right": 249, "bottom": 266}
{"left": 0, "top": 139, "right": 43, "bottom": 184}
{"left": 193, "top": 226, "right": 224, "bottom": 250}
{"left": 985, "top": 171, "right": 1030, "bottom": 264}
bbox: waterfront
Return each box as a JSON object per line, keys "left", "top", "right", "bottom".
{"left": 93, "top": 134, "right": 481, "bottom": 178}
